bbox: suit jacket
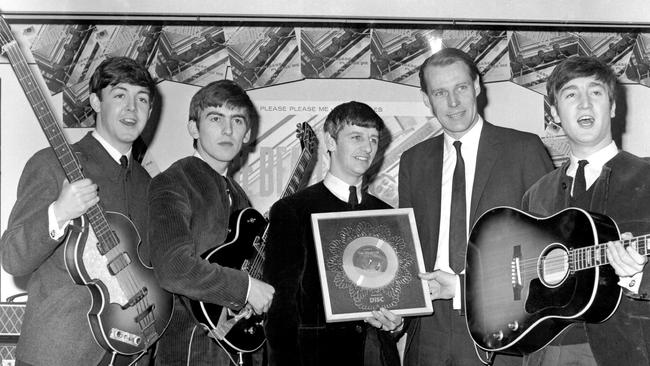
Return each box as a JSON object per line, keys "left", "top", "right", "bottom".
{"left": 522, "top": 151, "right": 650, "bottom": 365}
{"left": 147, "top": 156, "right": 250, "bottom": 365}
{"left": 397, "top": 121, "right": 553, "bottom": 365}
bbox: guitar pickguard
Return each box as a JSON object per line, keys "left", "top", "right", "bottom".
{"left": 525, "top": 276, "right": 578, "bottom": 314}
{"left": 81, "top": 220, "right": 131, "bottom": 306}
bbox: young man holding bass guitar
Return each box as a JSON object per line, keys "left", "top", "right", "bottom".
{"left": 522, "top": 56, "right": 650, "bottom": 366}
{"left": 1, "top": 57, "right": 158, "bottom": 366}
{"left": 147, "top": 80, "right": 274, "bottom": 365}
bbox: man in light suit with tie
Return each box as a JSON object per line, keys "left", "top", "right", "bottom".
{"left": 367, "top": 48, "right": 553, "bottom": 366}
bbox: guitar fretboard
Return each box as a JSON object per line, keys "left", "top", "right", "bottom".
{"left": 571, "top": 234, "right": 650, "bottom": 271}
{"left": 0, "top": 21, "right": 119, "bottom": 256}
{"left": 246, "top": 124, "right": 315, "bottom": 280}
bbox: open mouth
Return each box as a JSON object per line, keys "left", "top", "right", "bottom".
{"left": 120, "top": 117, "right": 137, "bottom": 126}
{"left": 577, "top": 115, "right": 595, "bottom": 127}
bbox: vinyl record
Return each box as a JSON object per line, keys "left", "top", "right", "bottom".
{"left": 342, "top": 236, "right": 398, "bottom": 288}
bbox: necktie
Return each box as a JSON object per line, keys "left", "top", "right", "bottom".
{"left": 573, "top": 160, "right": 589, "bottom": 197}
{"left": 449, "top": 141, "right": 466, "bottom": 273}
{"left": 120, "top": 155, "right": 129, "bottom": 170}
{"left": 348, "top": 186, "right": 359, "bottom": 208}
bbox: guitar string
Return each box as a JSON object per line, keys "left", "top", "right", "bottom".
{"left": 509, "top": 235, "right": 650, "bottom": 277}
{"left": 246, "top": 147, "right": 311, "bottom": 279}
{"left": 6, "top": 44, "right": 156, "bottom": 346}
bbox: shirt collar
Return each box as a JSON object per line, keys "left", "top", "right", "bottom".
{"left": 92, "top": 131, "right": 131, "bottom": 164}
{"left": 324, "top": 172, "right": 362, "bottom": 204}
{"left": 443, "top": 116, "right": 483, "bottom": 152}
{"left": 193, "top": 150, "right": 228, "bottom": 176}
{"left": 567, "top": 141, "right": 618, "bottom": 177}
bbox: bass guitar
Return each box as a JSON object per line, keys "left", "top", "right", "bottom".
{"left": 189, "top": 122, "right": 317, "bottom": 353}
{"left": 0, "top": 16, "right": 173, "bottom": 355}
{"left": 465, "top": 206, "right": 649, "bottom": 355}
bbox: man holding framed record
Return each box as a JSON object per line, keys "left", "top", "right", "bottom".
{"left": 263, "top": 101, "right": 403, "bottom": 366}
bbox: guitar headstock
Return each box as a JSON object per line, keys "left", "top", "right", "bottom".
{"left": 296, "top": 122, "right": 318, "bottom": 154}
{"left": 0, "top": 15, "right": 15, "bottom": 48}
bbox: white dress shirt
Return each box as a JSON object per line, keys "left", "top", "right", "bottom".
{"left": 323, "top": 172, "right": 362, "bottom": 204}
{"left": 437, "top": 117, "right": 483, "bottom": 308}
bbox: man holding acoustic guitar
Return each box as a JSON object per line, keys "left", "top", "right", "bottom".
{"left": 521, "top": 56, "right": 650, "bottom": 365}
{"left": 1, "top": 56, "right": 159, "bottom": 366}
{"left": 147, "top": 80, "right": 275, "bottom": 365}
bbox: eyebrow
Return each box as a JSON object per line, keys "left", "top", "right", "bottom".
{"left": 205, "top": 111, "right": 248, "bottom": 120}
{"left": 560, "top": 81, "right": 606, "bottom": 93}
{"left": 110, "top": 85, "right": 151, "bottom": 97}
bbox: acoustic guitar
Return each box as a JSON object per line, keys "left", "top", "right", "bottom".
{"left": 465, "top": 206, "right": 647, "bottom": 355}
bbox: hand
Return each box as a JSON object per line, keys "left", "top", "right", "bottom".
{"left": 246, "top": 277, "right": 275, "bottom": 314}
{"left": 52, "top": 179, "right": 99, "bottom": 224}
{"left": 365, "top": 307, "right": 404, "bottom": 333}
{"left": 419, "top": 270, "right": 457, "bottom": 300}
{"left": 607, "top": 232, "right": 647, "bottom": 278}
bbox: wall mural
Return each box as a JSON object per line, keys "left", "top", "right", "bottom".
{"left": 4, "top": 22, "right": 649, "bottom": 210}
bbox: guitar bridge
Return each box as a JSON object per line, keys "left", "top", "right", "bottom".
{"left": 511, "top": 245, "right": 523, "bottom": 301}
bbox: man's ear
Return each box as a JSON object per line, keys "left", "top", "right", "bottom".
{"left": 550, "top": 105, "right": 561, "bottom": 126}
{"left": 325, "top": 132, "right": 337, "bottom": 152}
{"left": 89, "top": 93, "right": 101, "bottom": 113}
{"left": 474, "top": 77, "right": 481, "bottom": 96}
{"left": 610, "top": 101, "right": 616, "bottom": 118}
{"left": 243, "top": 128, "right": 251, "bottom": 144}
{"left": 421, "top": 90, "right": 432, "bottom": 110}
{"left": 187, "top": 119, "right": 199, "bottom": 139}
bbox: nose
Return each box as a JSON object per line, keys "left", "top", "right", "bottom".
{"left": 126, "top": 97, "right": 136, "bottom": 111}
{"left": 362, "top": 137, "right": 373, "bottom": 152}
{"left": 222, "top": 119, "right": 233, "bottom": 135}
{"left": 448, "top": 92, "right": 460, "bottom": 107}
{"left": 578, "top": 93, "right": 591, "bottom": 108}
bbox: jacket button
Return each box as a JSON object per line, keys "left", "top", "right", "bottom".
{"left": 561, "top": 182, "right": 568, "bottom": 190}
{"left": 355, "top": 325, "right": 363, "bottom": 333}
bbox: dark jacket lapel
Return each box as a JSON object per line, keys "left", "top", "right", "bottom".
{"left": 470, "top": 121, "right": 501, "bottom": 225}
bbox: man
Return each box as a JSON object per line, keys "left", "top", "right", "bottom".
{"left": 522, "top": 56, "right": 650, "bottom": 366}
{"left": 264, "top": 101, "right": 395, "bottom": 366}
{"left": 382, "top": 48, "right": 553, "bottom": 366}
{"left": 147, "top": 80, "right": 275, "bottom": 365}
{"left": 1, "top": 57, "right": 156, "bottom": 366}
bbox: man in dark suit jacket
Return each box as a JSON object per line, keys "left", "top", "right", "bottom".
{"left": 522, "top": 56, "right": 650, "bottom": 366}
{"left": 147, "top": 80, "right": 274, "bottom": 365}
{"left": 264, "top": 101, "right": 395, "bottom": 366}
{"left": 1, "top": 57, "right": 156, "bottom": 366}
{"left": 368, "top": 48, "right": 553, "bottom": 366}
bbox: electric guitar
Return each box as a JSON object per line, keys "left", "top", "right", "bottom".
{"left": 0, "top": 16, "right": 173, "bottom": 355}
{"left": 464, "top": 206, "right": 649, "bottom": 355}
{"left": 189, "top": 122, "right": 317, "bottom": 354}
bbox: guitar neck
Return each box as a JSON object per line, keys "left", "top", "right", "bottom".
{"left": 279, "top": 147, "right": 313, "bottom": 200}
{"left": 1, "top": 40, "right": 83, "bottom": 182}
{"left": 247, "top": 138, "right": 314, "bottom": 280}
{"left": 0, "top": 21, "right": 118, "bottom": 256}
{"left": 572, "top": 234, "right": 650, "bottom": 271}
